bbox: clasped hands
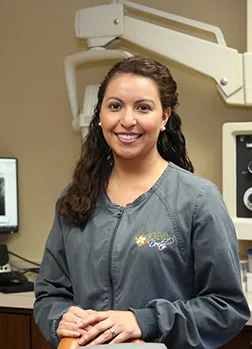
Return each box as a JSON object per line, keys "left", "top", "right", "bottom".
{"left": 56, "top": 306, "right": 142, "bottom": 346}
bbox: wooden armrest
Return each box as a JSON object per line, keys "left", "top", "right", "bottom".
{"left": 58, "top": 338, "right": 144, "bottom": 349}
{"left": 58, "top": 338, "right": 80, "bottom": 349}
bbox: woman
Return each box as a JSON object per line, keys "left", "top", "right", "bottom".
{"left": 34, "top": 56, "right": 249, "bottom": 349}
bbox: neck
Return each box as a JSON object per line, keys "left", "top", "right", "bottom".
{"left": 111, "top": 151, "right": 168, "bottom": 182}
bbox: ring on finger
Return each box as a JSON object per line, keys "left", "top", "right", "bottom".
{"left": 110, "top": 327, "right": 116, "bottom": 337}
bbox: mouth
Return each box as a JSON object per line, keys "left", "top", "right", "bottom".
{"left": 115, "top": 133, "right": 142, "bottom": 144}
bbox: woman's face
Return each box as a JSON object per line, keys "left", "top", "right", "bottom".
{"left": 99, "top": 73, "right": 170, "bottom": 162}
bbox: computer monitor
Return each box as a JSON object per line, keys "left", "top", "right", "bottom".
{"left": 0, "top": 158, "right": 18, "bottom": 233}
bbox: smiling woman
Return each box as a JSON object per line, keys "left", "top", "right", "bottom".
{"left": 34, "top": 56, "right": 250, "bottom": 349}
{"left": 99, "top": 74, "right": 169, "bottom": 163}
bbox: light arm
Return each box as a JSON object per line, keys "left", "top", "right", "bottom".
{"left": 73, "top": 1, "right": 252, "bottom": 105}
{"left": 122, "top": 15, "right": 243, "bottom": 102}
{"left": 65, "top": 1, "right": 252, "bottom": 132}
{"left": 113, "top": 0, "right": 227, "bottom": 46}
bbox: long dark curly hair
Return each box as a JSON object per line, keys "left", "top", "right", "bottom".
{"left": 56, "top": 56, "right": 194, "bottom": 227}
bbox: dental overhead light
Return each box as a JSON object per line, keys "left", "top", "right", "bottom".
{"left": 64, "top": 0, "right": 252, "bottom": 138}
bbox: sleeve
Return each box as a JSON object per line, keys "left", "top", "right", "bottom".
{"left": 33, "top": 212, "right": 75, "bottom": 349}
{"left": 130, "top": 182, "right": 250, "bottom": 348}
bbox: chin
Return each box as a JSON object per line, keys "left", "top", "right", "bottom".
{"left": 114, "top": 151, "right": 141, "bottom": 160}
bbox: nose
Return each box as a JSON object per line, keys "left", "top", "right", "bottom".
{"left": 120, "top": 107, "right": 137, "bottom": 128}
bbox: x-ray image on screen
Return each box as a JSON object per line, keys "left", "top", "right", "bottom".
{"left": 0, "top": 177, "right": 5, "bottom": 216}
{"left": 0, "top": 158, "right": 18, "bottom": 232}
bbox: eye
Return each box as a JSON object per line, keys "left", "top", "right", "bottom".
{"left": 137, "top": 104, "right": 152, "bottom": 112}
{"left": 108, "top": 103, "right": 121, "bottom": 110}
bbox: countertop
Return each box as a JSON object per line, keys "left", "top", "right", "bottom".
{"left": 0, "top": 291, "right": 35, "bottom": 309}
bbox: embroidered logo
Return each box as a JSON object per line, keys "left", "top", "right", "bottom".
{"left": 135, "top": 234, "right": 148, "bottom": 247}
{"left": 135, "top": 232, "right": 174, "bottom": 251}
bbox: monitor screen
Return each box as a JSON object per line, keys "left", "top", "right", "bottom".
{"left": 0, "top": 158, "right": 18, "bottom": 232}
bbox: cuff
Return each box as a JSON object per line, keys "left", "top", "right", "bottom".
{"left": 129, "top": 307, "right": 159, "bottom": 340}
{"left": 51, "top": 317, "right": 61, "bottom": 347}
{"left": 51, "top": 307, "right": 72, "bottom": 348}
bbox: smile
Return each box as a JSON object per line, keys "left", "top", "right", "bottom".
{"left": 115, "top": 133, "right": 142, "bottom": 144}
{"left": 117, "top": 134, "right": 141, "bottom": 140}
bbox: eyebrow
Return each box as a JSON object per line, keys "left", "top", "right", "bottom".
{"left": 105, "top": 97, "right": 156, "bottom": 105}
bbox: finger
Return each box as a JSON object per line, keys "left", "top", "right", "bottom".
{"left": 78, "top": 319, "right": 112, "bottom": 345}
{"left": 63, "top": 314, "right": 93, "bottom": 332}
{"left": 68, "top": 308, "right": 96, "bottom": 328}
{"left": 62, "top": 312, "right": 74, "bottom": 321}
{"left": 72, "top": 315, "right": 86, "bottom": 328}
{"left": 60, "top": 315, "right": 78, "bottom": 328}
{"left": 68, "top": 306, "right": 82, "bottom": 315}
{"left": 62, "top": 311, "right": 86, "bottom": 330}
{"left": 56, "top": 329, "right": 81, "bottom": 339}
{"left": 109, "top": 332, "right": 128, "bottom": 345}
{"left": 58, "top": 318, "right": 86, "bottom": 336}
{"left": 62, "top": 325, "right": 86, "bottom": 337}
{"left": 74, "top": 307, "right": 95, "bottom": 318}
{"left": 79, "top": 311, "right": 109, "bottom": 329}
{"left": 80, "top": 327, "right": 115, "bottom": 346}
{"left": 62, "top": 312, "right": 79, "bottom": 326}
{"left": 91, "top": 327, "right": 116, "bottom": 345}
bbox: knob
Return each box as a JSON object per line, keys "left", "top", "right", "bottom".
{"left": 243, "top": 188, "right": 252, "bottom": 211}
{"left": 249, "top": 193, "right": 252, "bottom": 205}
{"left": 248, "top": 161, "right": 252, "bottom": 174}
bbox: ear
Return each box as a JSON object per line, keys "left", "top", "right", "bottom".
{"left": 161, "top": 107, "right": 171, "bottom": 131}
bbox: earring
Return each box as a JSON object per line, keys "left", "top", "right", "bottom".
{"left": 98, "top": 122, "right": 101, "bottom": 126}
{"left": 161, "top": 126, "right": 166, "bottom": 131}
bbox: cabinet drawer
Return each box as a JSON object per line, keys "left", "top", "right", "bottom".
{"left": 0, "top": 307, "right": 51, "bottom": 349}
{"left": 0, "top": 312, "right": 30, "bottom": 349}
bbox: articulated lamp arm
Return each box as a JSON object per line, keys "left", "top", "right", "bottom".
{"left": 74, "top": 1, "right": 252, "bottom": 105}
{"left": 121, "top": 15, "right": 244, "bottom": 104}
{"left": 65, "top": 1, "right": 252, "bottom": 132}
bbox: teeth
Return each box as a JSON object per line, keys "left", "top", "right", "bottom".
{"left": 118, "top": 134, "right": 139, "bottom": 140}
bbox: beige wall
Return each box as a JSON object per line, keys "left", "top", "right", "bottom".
{"left": 0, "top": 0, "right": 251, "bottom": 261}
